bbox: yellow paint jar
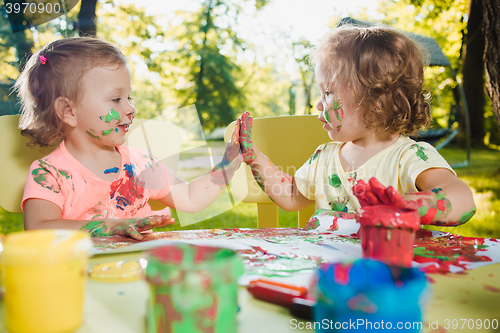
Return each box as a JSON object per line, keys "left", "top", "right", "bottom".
{"left": 0, "top": 230, "right": 93, "bottom": 333}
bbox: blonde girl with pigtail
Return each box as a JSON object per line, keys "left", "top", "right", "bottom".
{"left": 16, "top": 37, "right": 243, "bottom": 239}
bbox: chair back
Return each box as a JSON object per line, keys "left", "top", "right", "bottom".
{"left": 225, "top": 115, "right": 331, "bottom": 228}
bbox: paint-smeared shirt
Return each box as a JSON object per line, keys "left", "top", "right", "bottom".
{"left": 22, "top": 140, "right": 174, "bottom": 220}
{"left": 294, "top": 136, "right": 456, "bottom": 213}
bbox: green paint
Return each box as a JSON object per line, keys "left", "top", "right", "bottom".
{"left": 145, "top": 244, "right": 243, "bottom": 333}
{"left": 458, "top": 205, "right": 476, "bottom": 224}
{"left": 417, "top": 206, "right": 428, "bottom": 216}
{"left": 413, "top": 246, "right": 457, "bottom": 260}
{"left": 104, "top": 109, "right": 120, "bottom": 123}
{"left": 328, "top": 174, "right": 342, "bottom": 188}
{"left": 86, "top": 130, "right": 101, "bottom": 140}
{"left": 80, "top": 221, "right": 109, "bottom": 237}
{"left": 308, "top": 145, "right": 326, "bottom": 164}
{"left": 31, "top": 159, "right": 71, "bottom": 193}
{"left": 329, "top": 197, "right": 349, "bottom": 212}
{"left": 102, "top": 128, "right": 114, "bottom": 136}
{"left": 410, "top": 144, "right": 428, "bottom": 161}
{"left": 324, "top": 109, "right": 331, "bottom": 123}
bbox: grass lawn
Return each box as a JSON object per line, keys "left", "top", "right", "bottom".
{"left": 1, "top": 145, "right": 499, "bottom": 238}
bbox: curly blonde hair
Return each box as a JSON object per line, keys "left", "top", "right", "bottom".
{"left": 15, "top": 37, "right": 128, "bottom": 147}
{"left": 310, "top": 25, "right": 431, "bottom": 135}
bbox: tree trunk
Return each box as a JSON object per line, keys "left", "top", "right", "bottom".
{"left": 76, "top": 0, "right": 98, "bottom": 37}
{"left": 462, "top": 0, "right": 485, "bottom": 145}
{"left": 483, "top": 0, "right": 500, "bottom": 137}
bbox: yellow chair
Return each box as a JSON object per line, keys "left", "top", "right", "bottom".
{"left": 0, "top": 115, "right": 180, "bottom": 214}
{"left": 224, "top": 115, "right": 331, "bottom": 228}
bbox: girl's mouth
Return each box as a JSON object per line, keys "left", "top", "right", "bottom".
{"left": 117, "top": 123, "right": 131, "bottom": 132}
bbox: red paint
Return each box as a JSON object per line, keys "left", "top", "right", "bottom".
{"left": 247, "top": 279, "right": 308, "bottom": 307}
{"left": 156, "top": 294, "right": 182, "bottom": 333}
{"left": 150, "top": 246, "right": 185, "bottom": 264}
{"left": 333, "top": 263, "right": 352, "bottom": 285}
{"left": 413, "top": 230, "right": 493, "bottom": 274}
{"left": 357, "top": 206, "right": 420, "bottom": 267}
{"left": 484, "top": 284, "right": 500, "bottom": 293}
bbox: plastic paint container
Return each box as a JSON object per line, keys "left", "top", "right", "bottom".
{"left": 356, "top": 206, "right": 421, "bottom": 267}
{"left": 313, "top": 259, "right": 428, "bottom": 332}
{"left": 145, "top": 244, "right": 243, "bottom": 333}
{"left": 0, "top": 230, "right": 93, "bottom": 333}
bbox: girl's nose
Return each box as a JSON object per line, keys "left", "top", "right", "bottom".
{"left": 316, "top": 100, "right": 323, "bottom": 112}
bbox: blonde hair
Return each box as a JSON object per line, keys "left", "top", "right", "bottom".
{"left": 310, "top": 25, "right": 431, "bottom": 135}
{"left": 15, "top": 37, "right": 128, "bottom": 147}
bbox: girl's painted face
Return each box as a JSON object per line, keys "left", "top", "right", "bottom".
{"left": 315, "top": 62, "right": 367, "bottom": 143}
{"left": 74, "top": 64, "right": 136, "bottom": 147}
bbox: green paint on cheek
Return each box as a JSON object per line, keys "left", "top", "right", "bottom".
{"left": 104, "top": 109, "right": 120, "bottom": 123}
{"left": 458, "top": 205, "right": 476, "bottom": 223}
{"left": 87, "top": 130, "right": 101, "bottom": 140}
{"left": 324, "top": 110, "right": 331, "bottom": 123}
{"left": 102, "top": 129, "right": 114, "bottom": 136}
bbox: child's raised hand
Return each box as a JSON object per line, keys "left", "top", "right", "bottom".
{"left": 239, "top": 111, "right": 256, "bottom": 164}
{"left": 210, "top": 118, "right": 243, "bottom": 186}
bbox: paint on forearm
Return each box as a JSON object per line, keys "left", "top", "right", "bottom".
{"left": 414, "top": 188, "right": 451, "bottom": 224}
{"left": 81, "top": 221, "right": 110, "bottom": 237}
{"left": 458, "top": 205, "right": 476, "bottom": 224}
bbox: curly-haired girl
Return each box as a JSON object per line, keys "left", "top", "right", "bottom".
{"left": 239, "top": 25, "right": 475, "bottom": 228}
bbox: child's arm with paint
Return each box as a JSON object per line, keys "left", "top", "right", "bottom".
{"left": 354, "top": 175, "right": 475, "bottom": 226}
{"left": 156, "top": 119, "right": 244, "bottom": 213}
{"left": 24, "top": 198, "right": 174, "bottom": 240}
{"left": 237, "top": 111, "right": 314, "bottom": 211}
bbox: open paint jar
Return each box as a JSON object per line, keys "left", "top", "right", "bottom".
{"left": 356, "top": 206, "right": 420, "bottom": 267}
{"left": 145, "top": 244, "right": 243, "bottom": 333}
{"left": 0, "top": 229, "right": 92, "bottom": 333}
{"left": 313, "top": 259, "right": 428, "bottom": 332}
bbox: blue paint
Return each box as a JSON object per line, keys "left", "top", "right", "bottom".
{"left": 104, "top": 167, "right": 119, "bottom": 174}
{"left": 313, "top": 259, "right": 427, "bottom": 332}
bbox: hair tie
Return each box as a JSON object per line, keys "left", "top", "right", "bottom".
{"left": 39, "top": 55, "right": 47, "bottom": 65}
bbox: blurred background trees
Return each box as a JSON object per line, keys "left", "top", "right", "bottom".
{"left": 1, "top": 0, "right": 499, "bottom": 146}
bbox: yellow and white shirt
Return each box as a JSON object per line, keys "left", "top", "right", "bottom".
{"left": 294, "top": 136, "right": 455, "bottom": 213}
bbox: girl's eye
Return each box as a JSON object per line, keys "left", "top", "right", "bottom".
{"left": 325, "top": 90, "right": 331, "bottom": 97}
{"left": 112, "top": 98, "right": 121, "bottom": 103}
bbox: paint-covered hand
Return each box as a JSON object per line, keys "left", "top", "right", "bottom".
{"left": 354, "top": 178, "right": 418, "bottom": 210}
{"left": 81, "top": 215, "right": 175, "bottom": 240}
{"left": 239, "top": 111, "right": 256, "bottom": 164}
{"left": 210, "top": 118, "right": 243, "bottom": 186}
{"left": 353, "top": 178, "right": 454, "bottom": 225}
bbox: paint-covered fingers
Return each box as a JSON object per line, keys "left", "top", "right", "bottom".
{"left": 133, "top": 215, "right": 175, "bottom": 230}
{"left": 109, "top": 223, "right": 144, "bottom": 240}
{"left": 385, "top": 187, "right": 419, "bottom": 211}
{"left": 239, "top": 111, "right": 256, "bottom": 164}
{"left": 353, "top": 179, "right": 383, "bottom": 206}
{"left": 368, "top": 178, "right": 392, "bottom": 205}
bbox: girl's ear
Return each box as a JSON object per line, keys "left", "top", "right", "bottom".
{"left": 54, "top": 97, "right": 77, "bottom": 127}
